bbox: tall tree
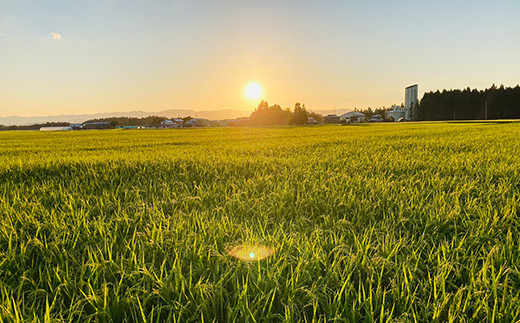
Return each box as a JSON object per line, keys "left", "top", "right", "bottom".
{"left": 290, "top": 102, "right": 308, "bottom": 125}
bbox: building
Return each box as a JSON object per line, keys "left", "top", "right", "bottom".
{"left": 368, "top": 114, "right": 383, "bottom": 122}
{"left": 184, "top": 118, "right": 210, "bottom": 127}
{"left": 324, "top": 114, "right": 341, "bottom": 124}
{"left": 386, "top": 105, "right": 406, "bottom": 122}
{"left": 160, "top": 119, "right": 175, "bottom": 128}
{"left": 82, "top": 122, "right": 109, "bottom": 129}
{"left": 405, "top": 84, "right": 418, "bottom": 120}
{"left": 307, "top": 117, "right": 319, "bottom": 125}
{"left": 70, "top": 123, "right": 83, "bottom": 130}
{"left": 172, "top": 118, "right": 184, "bottom": 127}
{"left": 341, "top": 111, "right": 366, "bottom": 123}
{"left": 40, "top": 126, "right": 72, "bottom": 131}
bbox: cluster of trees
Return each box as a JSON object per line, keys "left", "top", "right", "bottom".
{"left": 249, "top": 101, "right": 323, "bottom": 126}
{"left": 355, "top": 106, "right": 394, "bottom": 119}
{"left": 84, "top": 116, "right": 169, "bottom": 128}
{"left": 417, "top": 85, "right": 520, "bottom": 121}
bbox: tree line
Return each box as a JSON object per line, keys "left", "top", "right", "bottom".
{"left": 249, "top": 101, "right": 323, "bottom": 125}
{"left": 417, "top": 84, "right": 520, "bottom": 121}
{"left": 84, "top": 116, "right": 169, "bottom": 128}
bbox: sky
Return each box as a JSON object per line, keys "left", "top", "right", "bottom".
{"left": 1, "top": 0, "right": 519, "bottom": 117}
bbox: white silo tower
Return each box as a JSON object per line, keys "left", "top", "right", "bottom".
{"left": 405, "top": 84, "right": 418, "bottom": 120}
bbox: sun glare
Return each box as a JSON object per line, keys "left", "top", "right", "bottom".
{"left": 246, "top": 82, "right": 262, "bottom": 100}
{"left": 226, "top": 244, "right": 276, "bottom": 262}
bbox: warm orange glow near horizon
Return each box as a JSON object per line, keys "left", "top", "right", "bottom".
{"left": 1, "top": 2, "right": 518, "bottom": 118}
{"left": 245, "top": 82, "right": 262, "bottom": 100}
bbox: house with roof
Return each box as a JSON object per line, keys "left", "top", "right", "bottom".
{"left": 324, "top": 114, "right": 341, "bottom": 124}
{"left": 340, "top": 111, "right": 366, "bottom": 123}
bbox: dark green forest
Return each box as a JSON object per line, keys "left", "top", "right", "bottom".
{"left": 417, "top": 85, "right": 520, "bottom": 121}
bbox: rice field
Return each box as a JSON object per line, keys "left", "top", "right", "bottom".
{"left": 1, "top": 122, "right": 520, "bottom": 322}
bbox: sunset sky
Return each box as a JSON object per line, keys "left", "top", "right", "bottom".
{"left": 1, "top": 0, "right": 519, "bottom": 117}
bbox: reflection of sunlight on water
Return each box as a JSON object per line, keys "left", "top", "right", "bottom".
{"left": 226, "top": 245, "right": 276, "bottom": 261}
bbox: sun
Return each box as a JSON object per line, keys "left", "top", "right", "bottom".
{"left": 246, "top": 82, "right": 262, "bottom": 100}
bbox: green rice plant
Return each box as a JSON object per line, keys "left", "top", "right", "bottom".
{"left": 1, "top": 123, "right": 520, "bottom": 321}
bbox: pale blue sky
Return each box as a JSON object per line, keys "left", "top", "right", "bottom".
{"left": 1, "top": 0, "right": 519, "bottom": 116}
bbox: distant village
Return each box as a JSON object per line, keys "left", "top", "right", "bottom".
{"left": 3, "top": 83, "right": 520, "bottom": 131}
{"left": 35, "top": 85, "right": 418, "bottom": 131}
{"left": 37, "top": 110, "right": 402, "bottom": 131}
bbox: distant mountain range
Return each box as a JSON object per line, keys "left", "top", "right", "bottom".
{"left": 0, "top": 108, "right": 353, "bottom": 126}
{"left": 0, "top": 109, "right": 253, "bottom": 126}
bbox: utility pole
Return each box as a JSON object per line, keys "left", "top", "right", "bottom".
{"left": 454, "top": 111, "right": 456, "bottom": 120}
{"left": 485, "top": 102, "right": 488, "bottom": 120}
